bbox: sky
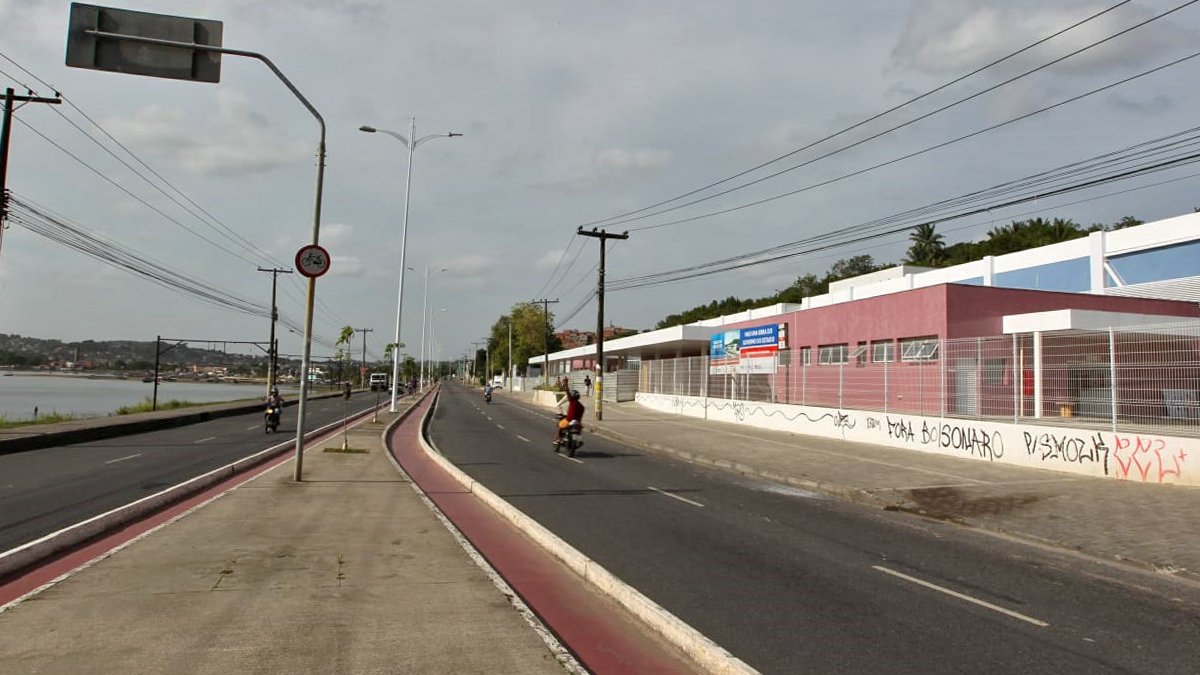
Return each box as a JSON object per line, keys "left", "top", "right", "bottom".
{"left": 1, "top": 0, "right": 1199, "bottom": 364}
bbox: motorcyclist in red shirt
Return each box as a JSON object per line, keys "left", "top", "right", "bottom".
{"left": 554, "top": 389, "right": 585, "bottom": 446}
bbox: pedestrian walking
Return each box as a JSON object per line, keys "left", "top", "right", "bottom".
{"left": 584, "top": 374, "right": 592, "bottom": 397}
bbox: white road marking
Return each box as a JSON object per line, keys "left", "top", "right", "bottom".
{"left": 556, "top": 455, "right": 584, "bottom": 464}
{"left": 648, "top": 486, "right": 705, "bottom": 508}
{"left": 496, "top": 425, "right": 505, "bottom": 430}
{"left": 105, "top": 453, "right": 142, "bottom": 465}
{"left": 246, "top": 425, "right": 260, "bottom": 430}
{"left": 516, "top": 435, "right": 530, "bottom": 443}
{"left": 872, "top": 565, "right": 1049, "bottom": 627}
{"left": 194, "top": 436, "right": 217, "bottom": 444}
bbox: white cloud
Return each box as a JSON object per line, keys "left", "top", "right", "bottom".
{"left": 329, "top": 256, "right": 365, "bottom": 277}
{"left": 593, "top": 148, "right": 672, "bottom": 172}
{"left": 99, "top": 91, "right": 311, "bottom": 177}
{"left": 535, "top": 249, "right": 567, "bottom": 270}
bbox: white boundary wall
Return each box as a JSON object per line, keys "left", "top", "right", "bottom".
{"left": 636, "top": 392, "right": 1200, "bottom": 486}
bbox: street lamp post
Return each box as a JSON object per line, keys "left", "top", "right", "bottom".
{"left": 359, "top": 119, "right": 461, "bottom": 411}
{"left": 418, "top": 266, "right": 449, "bottom": 390}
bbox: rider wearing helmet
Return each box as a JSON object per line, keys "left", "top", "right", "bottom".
{"left": 554, "top": 389, "right": 585, "bottom": 444}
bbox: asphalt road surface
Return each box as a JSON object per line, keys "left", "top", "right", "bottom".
{"left": 0, "top": 393, "right": 380, "bottom": 553}
{"left": 429, "top": 383, "right": 1200, "bottom": 675}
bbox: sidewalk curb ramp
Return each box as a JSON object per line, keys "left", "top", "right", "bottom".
{"left": 416, "top": 390, "right": 761, "bottom": 675}
{"left": 0, "top": 392, "right": 427, "bottom": 581}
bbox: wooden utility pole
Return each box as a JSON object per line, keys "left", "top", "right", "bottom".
{"left": 577, "top": 227, "right": 629, "bottom": 420}
{"left": 532, "top": 298, "right": 558, "bottom": 386}
{"left": 354, "top": 327, "right": 374, "bottom": 388}
{"left": 1, "top": 88, "right": 62, "bottom": 257}
{"left": 257, "top": 267, "right": 293, "bottom": 395}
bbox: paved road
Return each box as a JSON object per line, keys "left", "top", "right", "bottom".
{"left": 429, "top": 384, "right": 1200, "bottom": 674}
{"left": 0, "top": 393, "right": 380, "bottom": 552}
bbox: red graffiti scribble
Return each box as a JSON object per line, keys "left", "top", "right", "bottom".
{"left": 1112, "top": 434, "right": 1187, "bottom": 483}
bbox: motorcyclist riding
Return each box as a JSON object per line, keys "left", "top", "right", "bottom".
{"left": 484, "top": 383, "right": 493, "bottom": 403}
{"left": 554, "top": 389, "right": 585, "bottom": 446}
{"left": 264, "top": 388, "right": 283, "bottom": 432}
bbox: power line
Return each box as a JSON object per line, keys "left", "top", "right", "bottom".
{"left": 593, "top": 0, "right": 1199, "bottom": 233}
{"left": 575, "top": 0, "right": 1141, "bottom": 228}
{"left": 617, "top": 46, "right": 1200, "bottom": 235}
{"left": 609, "top": 146, "right": 1200, "bottom": 291}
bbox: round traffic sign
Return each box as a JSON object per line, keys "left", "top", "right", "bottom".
{"left": 295, "top": 244, "right": 331, "bottom": 278}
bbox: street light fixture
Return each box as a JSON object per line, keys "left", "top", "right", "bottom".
{"left": 359, "top": 118, "right": 462, "bottom": 411}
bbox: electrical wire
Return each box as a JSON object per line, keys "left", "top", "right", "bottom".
{"left": 618, "top": 46, "right": 1200, "bottom": 235}
{"left": 609, "top": 147, "right": 1200, "bottom": 291}
{"left": 588, "top": 0, "right": 1190, "bottom": 229}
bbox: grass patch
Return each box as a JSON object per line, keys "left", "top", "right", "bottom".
{"left": 115, "top": 397, "right": 205, "bottom": 415}
{"left": 0, "top": 412, "right": 78, "bottom": 429}
{"left": 323, "top": 446, "right": 370, "bottom": 454}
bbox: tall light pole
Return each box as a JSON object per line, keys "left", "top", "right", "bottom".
{"left": 359, "top": 119, "right": 461, "bottom": 411}
{"left": 418, "top": 266, "right": 448, "bottom": 390}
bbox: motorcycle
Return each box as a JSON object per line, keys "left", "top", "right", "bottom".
{"left": 264, "top": 404, "right": 281, "bottom": 433}
{"left": 554, "top": 413, "right": 582, "bottom": 457}
{"left": 484, "top": 389, "right": 492, "bottom": 404}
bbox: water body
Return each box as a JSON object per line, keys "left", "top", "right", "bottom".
{"left": 0, "top": 373, "right": 300, "bottom": 420}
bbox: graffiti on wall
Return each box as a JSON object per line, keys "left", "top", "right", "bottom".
{"left": 1022, "top": 431, "right": 1109, "bottom": 473}
{"left": 1112, "top": 433, "right": 1189, "bottom": 483}
{"left": 887, "top": 417, "right": 1004, "bottom": 462}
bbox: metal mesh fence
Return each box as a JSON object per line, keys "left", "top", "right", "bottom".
{"left": 636, "top": 321, "right": 1200, "bottom": 437}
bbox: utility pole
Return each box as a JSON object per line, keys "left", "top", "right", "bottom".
{"left": 257, "top": 267, "right": 293, "bottom": 395}
{"left": 577, "top": 227, "right": 629, "bottom": 421}
{"left": 354, "top": 327, "right": 373, "bottom": 388}
{"left": 532, "top": 298, "right": 558, "bottom": 386}
{"left": 482, "top": 336, "right": 491, "bottom": 385}
{"left": 507, "top": 317, "right": 513, "bottom": 388}
{"left": 1, "top": 87, "right": 62, "bottom": 258}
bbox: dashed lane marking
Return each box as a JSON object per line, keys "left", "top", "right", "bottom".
{"left": 497, "top": 425, "right": 505, "bottom": 430}
{"left": 104, "top": 454, "right": 142, "bottom": 465}
{"left": 872, "top": 565, "right": 1049, "bottom": 627}
{"left": 516, "top": 435, "right": 530, "bottom": 443}
{"left": 647, "top": 486, "right": 705, "bottom": 508}
{"left": 194, "top": 436, "right": 216, "bottom": 444}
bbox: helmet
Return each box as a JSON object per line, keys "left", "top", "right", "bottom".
{"left": 570, "top": 389, "right": 580, "bottom": 399}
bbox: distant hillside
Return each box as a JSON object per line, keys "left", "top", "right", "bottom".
{"left": 0, "top": 334, "right": 279, "bottom": 369}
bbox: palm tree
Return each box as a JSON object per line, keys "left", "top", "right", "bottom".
{"left": 905, "top": 223, "right": 946, "bottom": 266}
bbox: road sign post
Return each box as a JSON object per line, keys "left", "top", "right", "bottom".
{"left": 66, "top": 3, "right": 328, "bottom": 481}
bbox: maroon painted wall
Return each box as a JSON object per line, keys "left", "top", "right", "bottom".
{"left": 944, "top": 285, "right": 1199, "bottom": 338}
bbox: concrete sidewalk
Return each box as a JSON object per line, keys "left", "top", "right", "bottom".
{"left": 0, "top": 400, "right": 568, "bottom": 674}
{"left": 519, "top": 391, "right": 1200, "bottom": 585}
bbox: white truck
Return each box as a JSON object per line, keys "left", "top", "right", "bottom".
{"left": 369, "top": 372, "right": 389, "bottom": 391}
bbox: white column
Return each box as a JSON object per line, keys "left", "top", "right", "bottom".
{"left": 1033, "top": 331, "right": 1044, "bottom": 418}
{"left": 1089, "top": 230, "right": 1107, "bottom": 294}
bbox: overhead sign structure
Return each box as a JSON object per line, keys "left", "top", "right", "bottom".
{"left": 295, "top": 244, "right": 330, "bottom": 278}
{"left": 710, "top": 323, "right": 785, "bottom": 375}
{"left": 65, "top": 3, "right": 223, "bottom": 83}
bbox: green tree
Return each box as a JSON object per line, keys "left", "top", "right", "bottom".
{"left": 488, "top": 302, "right": 563, "bottom": 376}
{"left": 904, "top": 223, "right": 946, "bottom": 266}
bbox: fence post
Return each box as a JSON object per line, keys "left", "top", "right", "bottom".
{"left": 802, "top": 357, "right": 807, "bottom": 405}
{"left": 976, "top": 337, "right": 983, "bottom": 420}
{"left": 687, "top": 356, "right": 693, "bottom": 397}
{"left": 838, "top": 360, "right": 844, "bottom": 409}
{"left": 939, "top": 339, "right": 946, "bottom": 419}
{"left": 1109, "top": 327, "right": 1118, "bottom": 432}
{"left": 884, "top": 355, "right": 889, "bottom": 414}
{"left": 672, "top": 358, "right": 678, "bottom": 396}
{"left": 1012, "top": 333, "right": 1018, "bottom": 423}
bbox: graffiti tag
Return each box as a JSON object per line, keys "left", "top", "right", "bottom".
{"left": 1022, "top": 431, "right": 1109, "bottom": 472}
{"left": 1112, "top": 434, "right": 1188, "bottom": 483}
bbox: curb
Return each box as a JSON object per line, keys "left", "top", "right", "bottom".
{"left": 415, "top": 390, "right": 760, "bottom": 675}
{"left": 0, "top": 390, "right": 359, "bottom": 456}
{"left": 0, "top": 396, "right": 392, "bottom": 581}
{"left": 524, "top": 397, "right": 1200, "bottom": 587}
